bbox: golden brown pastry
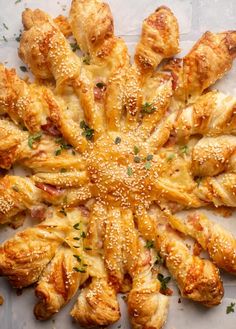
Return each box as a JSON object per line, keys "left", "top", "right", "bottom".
{"left": 71, "top": 202, "right": 120, "bottom": 327}
{"left": 0, "top": 175, "right": 42, "bottom": 224}
{"left": 165, "top": 31, "right": 236, "bottom": 106}
{"left": 174, "top": 91, "right": 236, "bottom": 141}
{"left": 135, "top": 206, "right": 224, "bottom": 307}
{"left": 34, "top": 207, "right": 89, "bottom": 319}
{"left": 0, "top": 208, "right": 68, "bottom": 288}
{"left": 167, "top": 212, "right": 236, "bottom": 274}
{"left": 196, "top": 173, "right": 236, "bottom": 207}
{"left": 192, "top": 135, "right": 236, "bottom": 177}
{"left": 135, "top": 6, "right": 179, "bottom": 76}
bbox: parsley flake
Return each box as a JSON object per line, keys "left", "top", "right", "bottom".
{"left": 155, "top": 252, "right": 164, "bottom": 265}
{"left": 145, "top": 240, "right": 154, "bottom": 249}
{"left": 15, "top": 0, "right": 22, "bottom": 3}
{"left": 134, "top": 156, "right": 141, "bottom": 163}
{"left": 80, "top": 120, "right": 94, "bottom": 141}
{"left": 70, "top": 42, "right": 80, "bottom": 52}
{"left": 146, "top": 154, "right": 153, "bottom": 161}
{"left": 144, "top": 162, "right": 151, "bottom": 170}
{"left": 180, "top": 145, "right": 189, "bottom": 155}
{"left": 127, "top": 166, "right": 133, "bottom": 176}
{"left": 28, "top": 132, "right": 42, "bottom": 149}
{"left": 134, "top": 146, "right": 139, "bottom": 155}
{"left": 115, "top": 137, "right": 121, "bottom": 144}
{"left": 83, "top": 56, "right": 90, "bottom": 65}
{"left": 81, "top": 231, "right": 86, "bottom": 238}
{"left": 55, "top": 149, "right": 61, "bottom": 156}
{"left": 157, "top": 273, "right": 171, "bottom": 291}
{"left": 96, "top": 82, "right": 106, "bottom": 89}
{"left": 3, "top": 36, "right": 7, "bottom": 42}
{"left": 60, "top": 168, "right": 67, "bottom": 173}
{"left": 84, "top": 246, "right": 92, "bottom": 251}
{"left": 73, "top": 267, "right": 86, "bottom": 273}
{"left": 73, "top": 223, "right": 80, "bottom": 230}
{"left": 226, "top": 302, "right": 235, "bottom": 314}
{"left": 3, "top": 23, "right": 8, "bottom": 30}
{"left": 59, "top": 208, "right": 67, "bottom": 216}
{"left": 141, "top": 102, "right": 156, "bottom": 114}
{"left": 73, "top": 255, "right": 81, "bottom": 262}
{"left": 20, "top": 66, "right": 27, "bottom": 72}
{"left": 12, "top": 185, "right": 19, "bottom": 192}
{"left": 167, "top": 153, "right": 175, "bottom": 161}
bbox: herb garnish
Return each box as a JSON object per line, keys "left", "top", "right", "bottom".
{"left": 180, "top": 145, "right": 189, "bottom": 155}
{"left": 157, "top": 273, "right": 171, "bottom": 291}
{"left": 80, "top": 120, "right": 94, "bottom": 141}
{"left": 3, "top": 23, "right": 8, "bottom": 30}
{"left": 28, "top": 132, "right": 42, "bottom": 149}
{"left": 145, "top": 240, "right": 154, "bottom": 249}
{"left": 59, "top": 207, "right": 67, "bottom": 216}
{"left": 96, "top": 82, "right": 106, "bottom": 89}
{"left": 144, "top": 162, "right": 151, "bottom": 170}
{"left": 146, "top": 154, "right": 153, "bottom": 161}
{"left": 73, "top": 255, "right": 81, "bottom": 262}
{"left": 155, "top": 252, "right": 164, "bottom": 265}
{"left": 70, "top": 42, "right": 80, "bottom": 52}
{"left": 167, "top": 153, "right": 175, "bottom": 161}
{"left": 115, "top": 137, "right": 121, "bottom": 144}
{"left": 83, "top": 56, "right": 90, "bottom": 65}
{"left": 134, "top": 156, "right": 141, "bottom": 163}
{"left": 141, "top": 102, "right": 156, "bottom": 114}
{"left": 226, "top": 302, "right": 235, "bottom": 314}
{"left": 73, "top": 223, "right": 80, "bottom": 230}
{"left": 127, "top": 167, "right": 133, "bottom": 176}
{"left": 20, "top": 66, "right": 27, "bottom": 72}
{"left": 134, "top": 146, "right": 139, "bottom": 155}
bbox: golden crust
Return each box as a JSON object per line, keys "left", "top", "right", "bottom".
{"left": 165, "top": 31, "right": 236, "bottom": 106}
{"left": 71, "top": 277, "right": 120, "bottom": 327}
{"left": 168, "top": 212, "right": 236, "bottom": 274}
{"left": 135, "top": 6, "right": 180, "bottom": 75}
{"left": 69, "top": 0, "right": 114, "bottom": 56}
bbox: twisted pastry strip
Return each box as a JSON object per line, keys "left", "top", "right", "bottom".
{"left": 34, "top": 208, "right": 89, "bottom": 320}
{"left": 19, "top": 8, "right": 104, "bottom": 137}
{"left": 174, "top": 91, "right": 236, "bottom": 142}
{"left": 196, "top": 173, "right": 236, "bottom": 207}
{"left": 0, "top": 117, "right": 86, "bottom": 172}
{"left": 134, "top": 6, "right": 179, "bottom": 76}
{"left": 71, "top": 202, "right": 120, "bottom": 327}
{"left": 164, "top": 31, "right": 236, "bottom": 107}
{"left": 192, "top": 135, "right": 236, "bottom": 177}
{"left": 102, "top": 206, "right": 169, "bottom": 328}
{"left": 0, "top": 176, "right": 42, "bottom": 224}
{"left": 167, "top": 212, "right": 236, "bottom": 274}
{"left": 0, "top": 64, "right": 88, "bottom": 151}
{"left": 0, "top": 64, "right": 49, "bottom": 132}
{"left": 0, "top": 208, "right": 69, "bottom": 288}
{"left": 0, "top": 175, "right": 92, "bottom": 224}
{"left": 70, "top": 0, "right": 130, "bottom": 132}
{"left": 135, "top": 206, "right": 224, "bottom": 306}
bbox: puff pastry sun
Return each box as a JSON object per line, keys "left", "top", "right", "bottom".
{"left": 0, "top": 1, "right": 236, "bottom": 328}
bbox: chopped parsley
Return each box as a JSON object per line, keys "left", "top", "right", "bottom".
{"left": 59, "top": 207, "right": 67, "bottom": 216}
{"left": 20, "top": 66, "right": 27, "bottom": 72}
{"left": 83, "top": 56, "right": 90, "bottom": 65}
{"left": 196, "top": 177, "right": 202, "bottom": 187}
{"left": 155, "top": 252, "right": 164, "bottom": 265}
{"left": 141, "top": 102, "right": 156, "bottom": 114}
{"left": 115, "top": 137, "right": 121, "bottom": 144}
{"left": 157, "top": 273, "right": 171, "bottom": 291}
{"left": 73, "top": 267, "right": 86, "bottom": 273}
{"left": 84, "top": 246, "right": 92, "bottom": 251}
{"left": 73, "top": 223, "right": 80, "bottom": 230}
{"left": 127, "top": 166, "right": 133, "bottom": 176}
{"left": 167, "top": 153, "right": 175, "bottom": 161}
{"left": 80, "top": 120, "right": 94, "bottom": 141}
{"left": 28, "top": 132, "right": 42, "bottom": 149}
{"left": 144, "top": 162, "right": 151, "bottom": 170}
{"left": 3, "top": 36, "right": 7, "bottom": 42}
{"left": 12, "top": 185, "right": 19, "bottom": 192}
{"left": 3, "top": 23, "right": 8, "bottom": 30}
{"left": 70, "top": 42, "right": 80, "bottom": 52}
{"left": 145, "top": 240, "right": 154, "bottom": 249}
{"left": 60, "top": 168, "right": 67, "bottom": 173}
{"left": 180, "top": 145, "right": 189, "bottom": 155}
{"left": 73, "top": 237, "right": 80, "bottom": 241}
{"left": 55, "top": 149, "right": 61, "bottom": 156}
{"left": 134, "top": 156, "right": 141, "bottom": 163}
{"left": 15, "top": 0, "right": 22, "bottom": 3}
{"left": 134, "top": 146, "right": 139, "bottom": 155}
{"left": 146, "top": 154, "right": 153, "bottom": 161}
{"left": 226, "top": 302, "right": 235, "bottom": 314}
{"left": 81, "top": 231, "right": 86, "bottom": 238}
{"left": 73, "top": 255, "right": 81, "bottom": 262}
{"left": 96, "top": 82, "right": 106, "bottom": 89}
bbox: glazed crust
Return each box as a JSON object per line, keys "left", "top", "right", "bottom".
{"left": 135, "top": 6, "right": 180, "bottom": 75}
{"left": 168, "top": 212, "right": 236, "bottom": 274}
